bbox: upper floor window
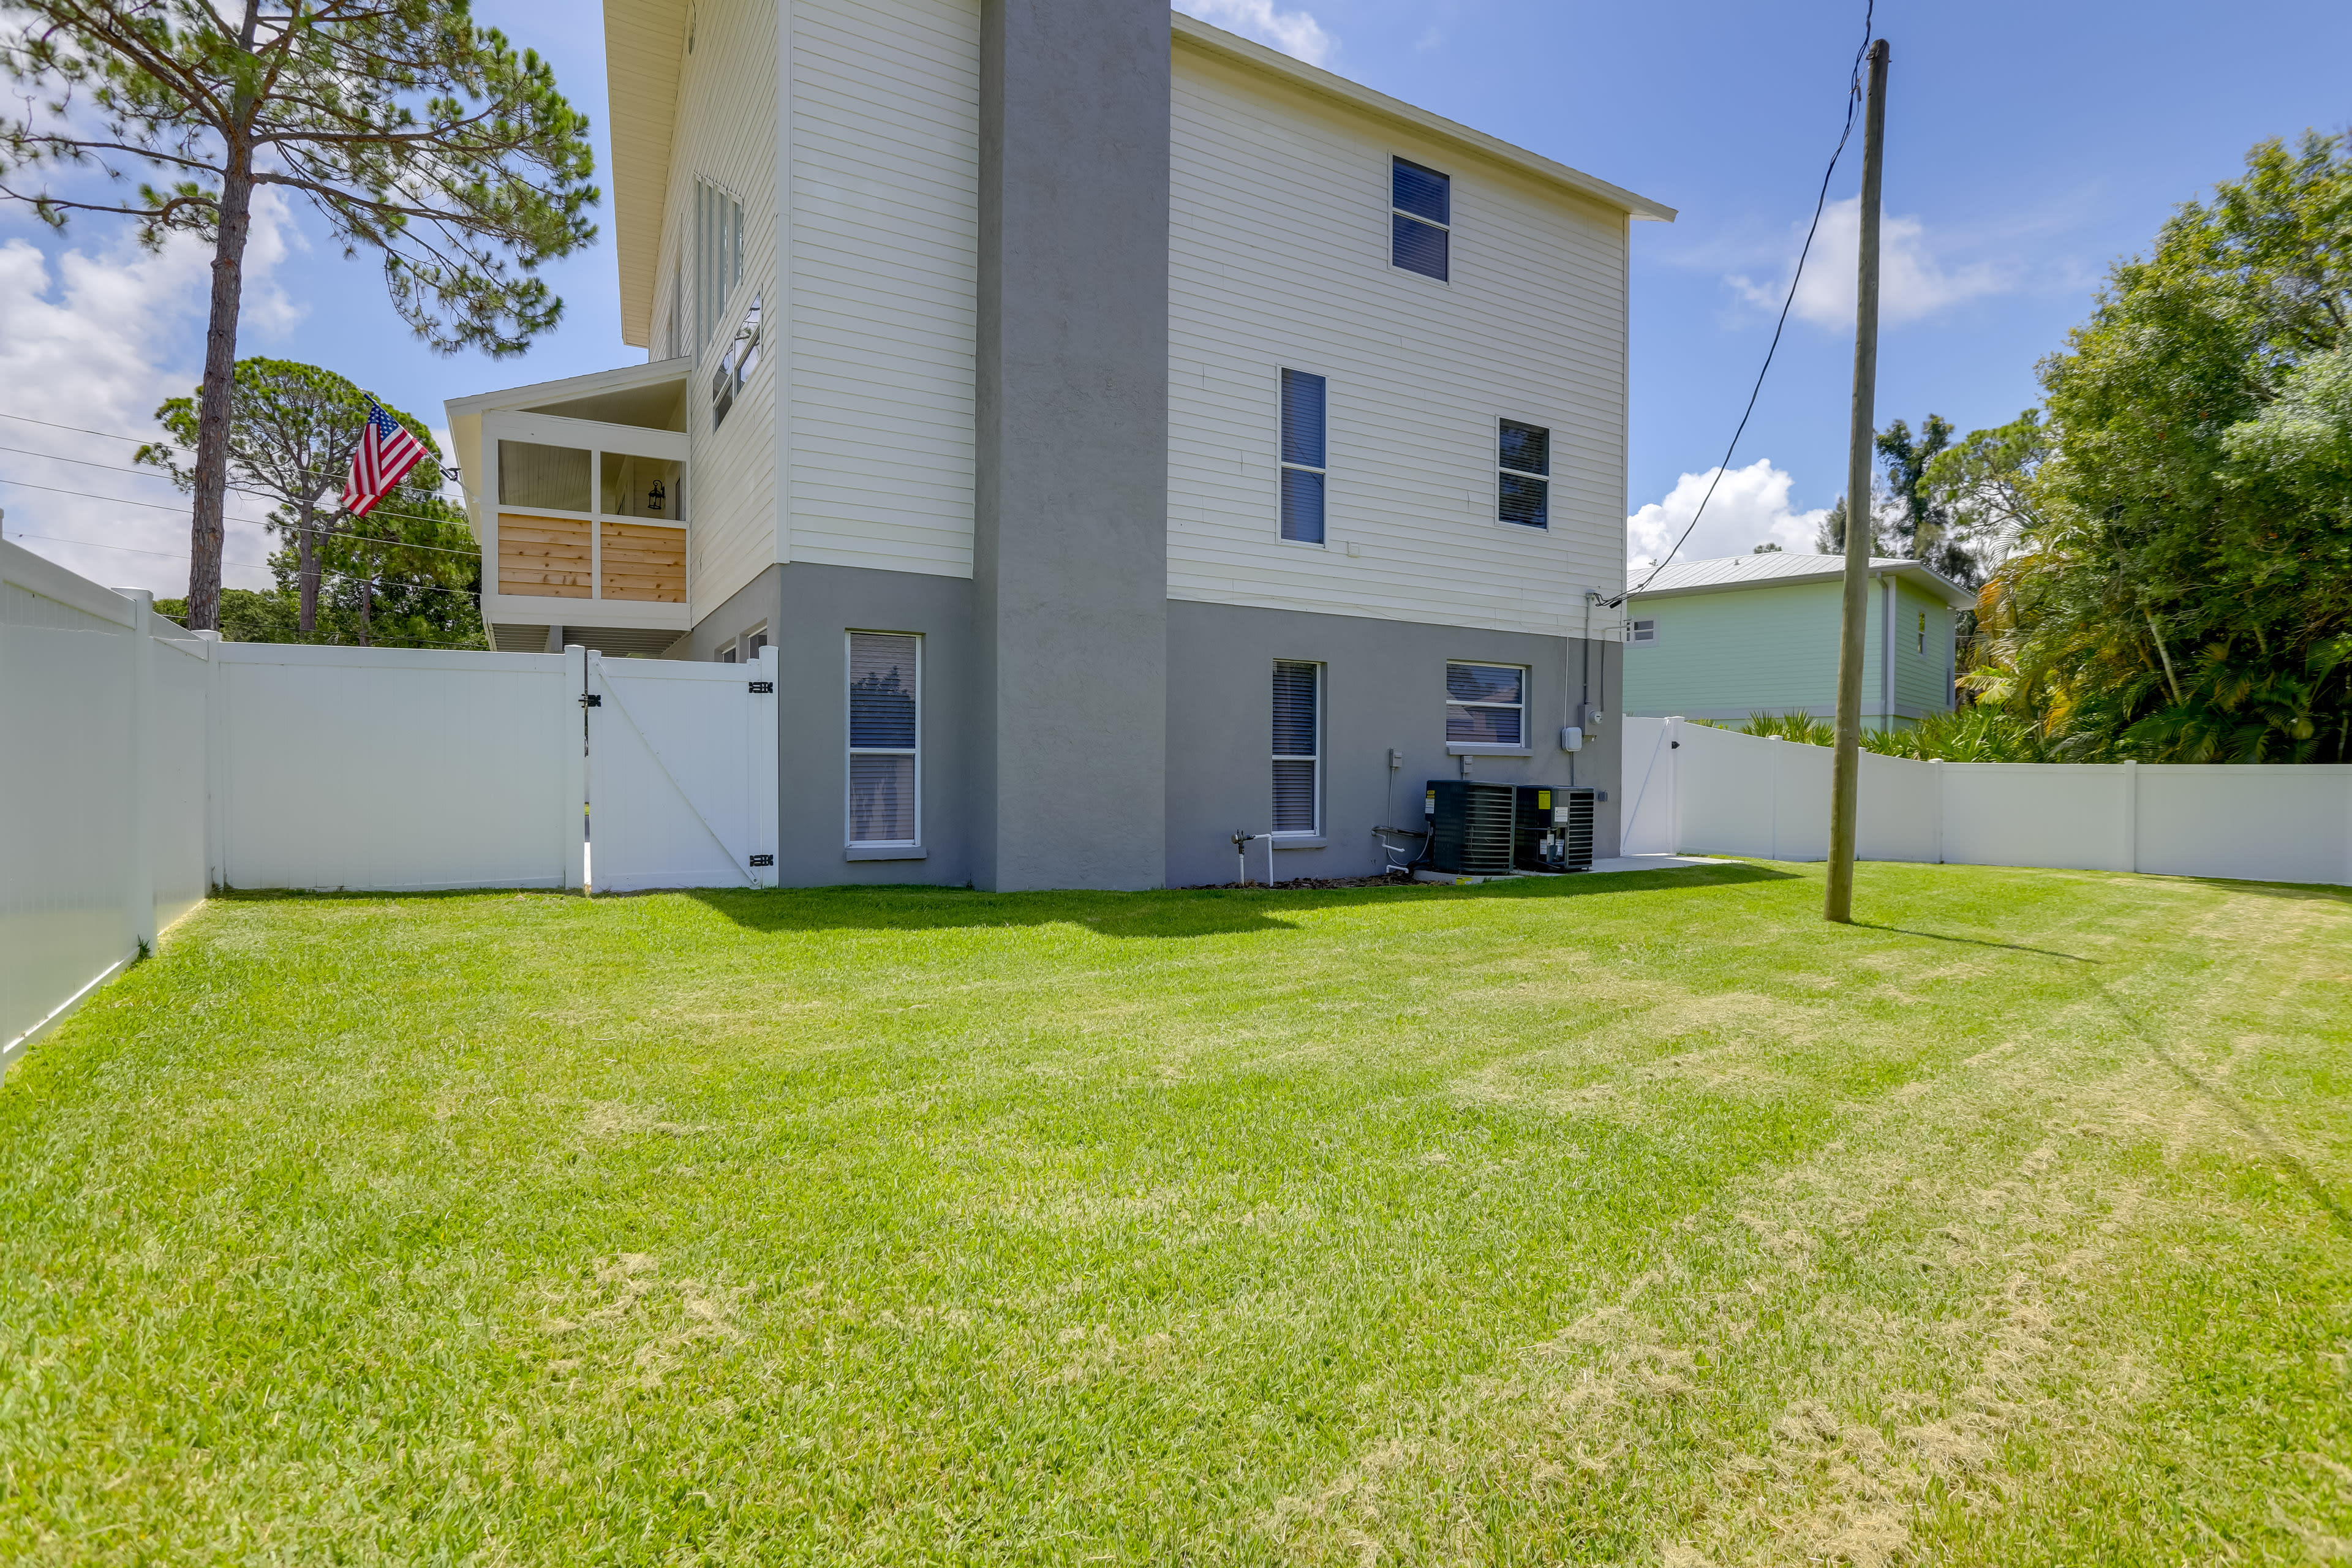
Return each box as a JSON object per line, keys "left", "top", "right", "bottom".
{"left": 695, "top": 179, "right": 742, "bottom": 355}
{"left": 1392, "top": 157, "right": 1450, "bottom": 282}
{"left": 1627, "top": 618, "right": 1658, "bottom": 646}
{"left": 1280, "top": 369, "right": 1327, "bottom": 545}
{"left": 711, "top": 294, "right": 763, "bottom": 429}
{"left": 1446, "top": 662, "right": 1524, "bottom": 746}
{"left": 1498, "top": 420, "right": 1549, "bottom": 529}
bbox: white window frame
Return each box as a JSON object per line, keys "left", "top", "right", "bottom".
{"left": 1278, "top": 368, "right": 1327, "bottom": 547}
{"left": 1272, "top": 660, "right": 1323, "bottom": 839}
{"left": 1445, "top": 660, "right": 1528, "bottom": 753}
{"left": 716, "top": 623, "right": 767, "bottom": 665}
{"left": 845, "top": 630, "right": 921, "bottom": 850}
{"left": 1497, "top": 418, "right": 1550, "bottom": 530}
{"left": 1390, "top": 155, "right": 1451, "bottom": 283}
{"left": 1627, "top": 617, "right": 1659, "bottom": 646}
{"left": 695, "top": 178, "right": 744, "bottom": 356}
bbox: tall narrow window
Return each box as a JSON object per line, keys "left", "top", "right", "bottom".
{"left": 1392, "top": 157, "right": 1450, "bottom": 281}
{"left": 695, "top": 180, "right": 743, "bottom": 354}
{"left": 1272, "top": 660, "right": 1322, "bottom": 836}
{"left": 1280, "top": 369, "right": 1326, "bottom": 545}
{"left": 1446, "top": 662, "right": 1525, "bottom": 746}
{"left": 1917, "top": 611, "right": 1927, "bottom": 654}
{"left": 1498, "top": 420, "right": 1550, "bottom": 529}
{"left": 848, "top": 632, "right": 919, "bottom": 846}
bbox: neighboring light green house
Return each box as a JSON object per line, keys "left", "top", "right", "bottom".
{"left": 1621, "top": 553, "right": 1974, "bottom": 729}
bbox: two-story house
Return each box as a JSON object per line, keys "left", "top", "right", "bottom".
{"left": 444, "top": 0, "right": 1673, "bottom": 891}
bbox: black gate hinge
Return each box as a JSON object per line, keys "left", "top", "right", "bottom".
{"left": 747, "top": 680, "right": 773, "bottom": 693}
{"left": 579, "top": 693, "right": 602, "bottom": 707}
{"left": 748, "top": 853, "right": 774, "bottom": 867}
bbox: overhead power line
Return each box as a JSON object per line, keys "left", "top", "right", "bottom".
{"left": 0, "top": 473, "right": 489, "bottom": 563}
{"left": 1617, "top": 0, "right": 1879, "bottom": 606}
{"left": 9, "top": 530, "right": 484, "bottom": 607}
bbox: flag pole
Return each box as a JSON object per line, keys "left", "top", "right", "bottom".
{"left": 1826, "top": 37, "right": 1888, "bottom": 925}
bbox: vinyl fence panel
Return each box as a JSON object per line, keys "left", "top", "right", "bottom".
{"left": 1635, "top": 709, "right": 2351, "bottom": 888}
{"left": 149, "top": 630, "right": 212, "bottom": 932}
{"left": 211, "top": 643, "right": 584, "bottom": 892}
{"left": 1, "top": 543, "right": 140, "bottom": 1066}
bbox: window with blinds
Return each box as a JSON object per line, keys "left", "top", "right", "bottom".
{"left": 1272, "top": 660, "right": 1321, "bottom": 836}
{"left": 1446, "top": 662, "right": 1525, "bottom": 745}
{"left": 1280, "top": 369, "right": 1326, "bottom": 545}
{"left": 1392, "top": 157, "right": 1450, "bottom": 282}
{"left": 695, "top": 180, "right": 742, "bottom": 355}
{"left": 848, "top": 631, "right": 919, "bottom": 846}
{"left": 1498, "top": 420, "right": 1549, "bottom": 529}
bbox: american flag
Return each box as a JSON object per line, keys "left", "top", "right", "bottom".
{"left": 342, "top": 402, "right": 431, "bottom": 518}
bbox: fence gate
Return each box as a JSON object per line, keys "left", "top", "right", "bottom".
{"left": 586, "top": 647, "right": 779, "bottom": 893}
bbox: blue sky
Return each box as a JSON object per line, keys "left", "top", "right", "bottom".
{"left": 3, "top": 0, "right": 2347, "bottom": 593}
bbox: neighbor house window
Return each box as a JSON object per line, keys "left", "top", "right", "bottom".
{"left": 847, "top": 631, "right": 919, "bottom": 846}
{"left": 1917, "top": 611, "right": 1927, "bottom": 654}
{"left": 696, "top": 179, "right": 742, "bottom": 353}
{"left": 1392, "top": 157, "right": 1450, "bottom": 281}
{"left": 710, "top": 293, "right": 763, "bottom": 429}
{"left": 1498, "top": 420, "right": 1549, "bottom": 529}
{"left": 1272, "top": 660, "right": 1322, "bottom": 836}
{"left": 1446, "top": 662, "right": 1525, "bottom": 745}
{"left": 1628, "top": 619, "right": 1658, "bottom": 645}
{"left": 1280, "top": 369, "right": 1327, "bottom": 545}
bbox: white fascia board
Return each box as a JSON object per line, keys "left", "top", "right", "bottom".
{"left": 1630, "top": 562, "right": 1975, "bottom": 609}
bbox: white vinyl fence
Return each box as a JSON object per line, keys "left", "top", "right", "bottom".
{"left": 2, "top": 538, "right": 779, "bottom": 1076}
{"left": 1622, "top": 715, "right": 2352, "bottom": 887}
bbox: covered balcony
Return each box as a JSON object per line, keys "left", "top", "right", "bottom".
{"left": 445, "top": 359, "right": 692, "bottom": 657}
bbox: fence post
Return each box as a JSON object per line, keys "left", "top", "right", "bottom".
{"left": 2119, "top": 760, "right": 2139, "bottom": 874}
{"left": 123, "top": 590, "right": 157, "bottom": 954}
{"left": 195, "top": 631, "right": 223, "bottom": 891}
{"left": 1929, "top": 758, "right": 1945, "bottom": 864}
{"left": 1665, "top": 715, "right": 1684, "bottom": 855}
{"left": 564, "top": 644, "right": 589, "bottom": 892}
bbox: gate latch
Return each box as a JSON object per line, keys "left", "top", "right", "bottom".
{"left": 579, "top": 693, "right": 602, "bottom": 707}
{"left": 747, "top": 680, "right": 773, "bottom": 693}
{"left": 748, "top": 853, "right": 775, "bottom": 867}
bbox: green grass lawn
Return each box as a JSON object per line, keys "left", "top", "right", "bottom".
{"left": 2, "top": 862, "right": 2348, "bottom": 1565}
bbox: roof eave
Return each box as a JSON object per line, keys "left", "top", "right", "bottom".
{"left": 1630, "top": 562, "right": 1975, "bottom": 608}
{"left": 604, "top": 0, "right": 689, "bottom": 349}
{"left": 1170, "top": 13, "right": 1676, "bottom": 222}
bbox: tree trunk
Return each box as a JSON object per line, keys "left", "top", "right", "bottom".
{"left": 296, "top": 497, "right": 318, "bottom": 636}
{"left": 185, "top": 154, "right": 255, "bottom": 632}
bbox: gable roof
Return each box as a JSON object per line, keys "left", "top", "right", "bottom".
{"left": 1629, "top": 552, "right": 1977, "bottom": 609}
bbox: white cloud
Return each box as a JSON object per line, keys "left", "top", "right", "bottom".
{"left": 1176, "top": 0, "right": 1335, "bottom": 66}
{"left": 1727, "top": 196, "right": 2007, "bottom": 328}
{"left": 0, "top": 191, "right": 303, "bottom": 600}
{"left": 1627, "top": 459, "right": 1828, "bottom": 568}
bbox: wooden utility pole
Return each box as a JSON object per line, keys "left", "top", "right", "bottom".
{"left": 1826, "top": 37, "right": 1889, "bottom": 925}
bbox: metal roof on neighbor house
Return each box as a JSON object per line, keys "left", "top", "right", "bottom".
{"left": 1628, "top": 552, "right": 1977, "bottom": 608}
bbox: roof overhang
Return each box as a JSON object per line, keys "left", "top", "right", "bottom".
{"left": 605, "top": 0, "right": 689, "bottom": 349}
{"left": 1172, "top": 13, "right": 1676, "bottom": 223}
{"left": 1629, "top": 560, "right": 1977, "bottom": 609}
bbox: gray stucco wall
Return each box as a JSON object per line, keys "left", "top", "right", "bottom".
{"left": 684, "top": 562, "right": 979, "bottom": 888}
{"left": 1164, "top": 600, "right": 1624, "bottom": 888}
{"left": 974, "top": 0, "right": 1170, "bottom": 891}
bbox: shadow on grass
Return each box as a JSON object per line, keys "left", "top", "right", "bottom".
{"left": 682, "top": 861, "right": 1800, "bottom": 938}
{"left": 1852, "top": 923, "right": 2101, "bottom": 963}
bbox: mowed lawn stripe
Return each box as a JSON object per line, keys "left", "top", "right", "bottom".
{"left": 1, "top": 862, "right": 2345, "bottom": 1563}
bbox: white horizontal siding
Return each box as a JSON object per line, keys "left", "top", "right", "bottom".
{"left": 785, "top": 0, "right": 979, "bottom": 578}
{"left": 1168, "top": 47, "right": 1630, "bottom": 636}
{"left": 652, "top": 0, "right": 781, "bottom": 620}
